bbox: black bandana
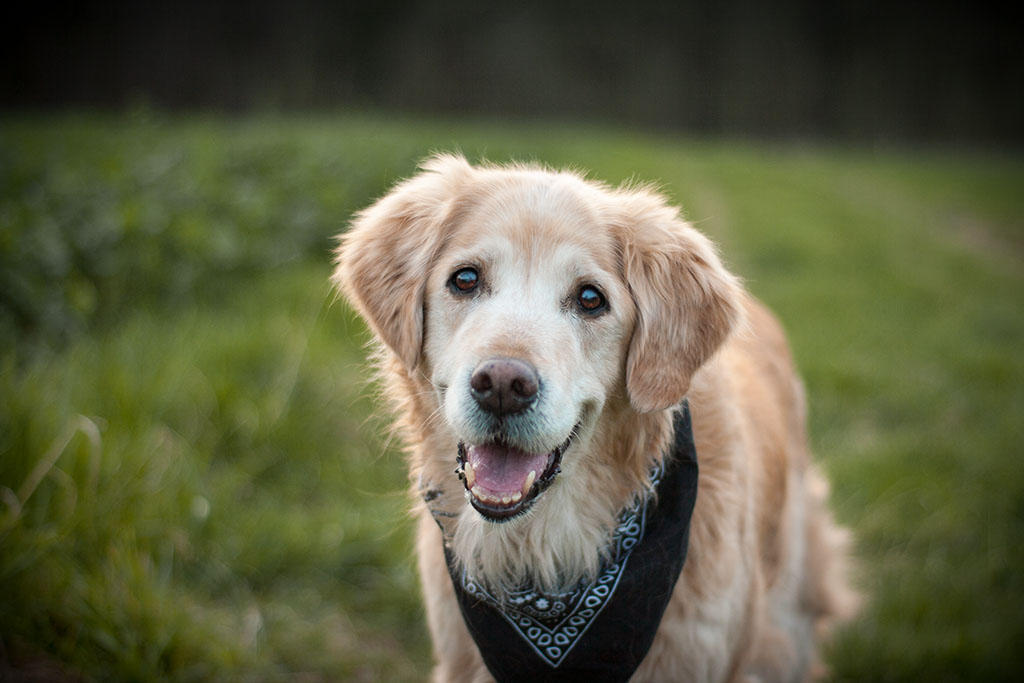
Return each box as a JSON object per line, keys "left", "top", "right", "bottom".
{"left": 426, "top": 403, "right": 699, "bottom": 683}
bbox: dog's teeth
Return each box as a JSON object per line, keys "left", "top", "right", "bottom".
{"left": 464, "top": 461, "right": 476, "bottom": 489}
{"left": 511, "top": 491, "right": 522, "bottom": 503}
{"left": 501, "top": 495, "right": 511, "bottom": 504}
{"left": 471, "top": 485, "right": 483, "bottom": 499}
{"left": 523, "top": 470, "right": 536, "bottom": 496}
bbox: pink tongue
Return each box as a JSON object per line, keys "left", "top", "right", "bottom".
{"left": 468, "top": 443, "right": 549, "bottom": 494}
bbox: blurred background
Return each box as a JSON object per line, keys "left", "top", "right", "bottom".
{"left": 3, "top": 0, "right": 1022, "bottom": 145}
{"left": 1, "top": 1, "right": 1022, "bottom": 681}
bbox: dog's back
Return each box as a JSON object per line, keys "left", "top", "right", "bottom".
{"left": 632, "top": 296, "right": 856, "bottom": 681}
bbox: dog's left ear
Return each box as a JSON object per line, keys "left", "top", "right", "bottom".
{"left": 613, "top": 190, "right": 744, "bottom": 413}
{"left": 333, "top": 154, "right": 472, "bottom": 370}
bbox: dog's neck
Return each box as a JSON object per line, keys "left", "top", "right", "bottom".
{"left": 407, "top": 385, "right": 676, "bottom": 593}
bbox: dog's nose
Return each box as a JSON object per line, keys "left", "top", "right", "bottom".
{"left": 470, "top": 357, "right": 539, "bottom": 416}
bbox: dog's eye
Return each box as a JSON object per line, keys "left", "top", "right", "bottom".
{"left": 577, "top": 285, "right": 607, "bottom": 314}
{"left": 449, "top": 267, "right": 480, "bottom": 293}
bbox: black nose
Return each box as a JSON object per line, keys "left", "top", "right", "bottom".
{"left": 470, "top": 357, "right": 540, "bottom": 416}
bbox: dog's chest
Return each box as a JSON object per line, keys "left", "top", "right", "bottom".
{"left": 422, "top": 407, "right": 699, "bottom": 682}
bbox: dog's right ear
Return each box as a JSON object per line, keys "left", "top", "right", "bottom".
{"left": 333, "top": 154, "right": 472, "bottom": 370}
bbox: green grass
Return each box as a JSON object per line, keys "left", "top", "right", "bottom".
{"left": 1, "top": 112, "right": 1022, "bottom": 681}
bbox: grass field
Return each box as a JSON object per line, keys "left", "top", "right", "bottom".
{"left": 1, "top": 113, "right": 1022, "bottom": 681}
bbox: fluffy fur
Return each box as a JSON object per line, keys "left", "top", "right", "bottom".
{"left": 333, "top": 154, "right": 856, "bottom": 682}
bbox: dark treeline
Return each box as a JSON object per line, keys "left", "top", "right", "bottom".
{"left": 3, "top": 0, "right": 1020, "bottom": 145}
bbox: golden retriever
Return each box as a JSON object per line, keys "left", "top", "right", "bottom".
{"left": 333, "top": 154, "right": 856, "bottom": 682}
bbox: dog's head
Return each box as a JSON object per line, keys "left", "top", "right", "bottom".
{"left": 335, "top": 154, "right": 741, "bottom": 523}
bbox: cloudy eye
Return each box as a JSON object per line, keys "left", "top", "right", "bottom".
{"left": 577, "top": 285, "right": 607, "bottom": 314}
{"left": 449, "top": 267, "right": 480, "bottom": 293}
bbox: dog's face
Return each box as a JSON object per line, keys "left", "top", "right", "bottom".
{"left": 336, "top": 155, "right": 740, "bottom": 525}
{"left": 422, "top": 181, "right": 635, "bottom": 520}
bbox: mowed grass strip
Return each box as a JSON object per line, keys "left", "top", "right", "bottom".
{"left": 1, "top": 114, "right": 1021, "bottom": 681}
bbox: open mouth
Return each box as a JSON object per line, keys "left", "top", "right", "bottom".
{"left": 455, "top": 431, "right": 574, "bottom": 522}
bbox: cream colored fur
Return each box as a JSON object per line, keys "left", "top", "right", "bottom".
{"left": 334, "top": 154, "right": 856, "bottom": 682}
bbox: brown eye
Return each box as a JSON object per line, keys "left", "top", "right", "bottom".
{"left": 577, "top": 285, "right": 607, "bottom": 313}
{"left": 450, "top": 267, "right": 479, "bottom": 293}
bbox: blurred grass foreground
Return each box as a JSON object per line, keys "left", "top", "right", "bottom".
{"left": 1, "top": 114, "right": 1023, "bottom": 681}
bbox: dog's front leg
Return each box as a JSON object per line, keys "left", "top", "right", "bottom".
{"left": 416, "top": 512, "right": 493, "bottom": 683}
